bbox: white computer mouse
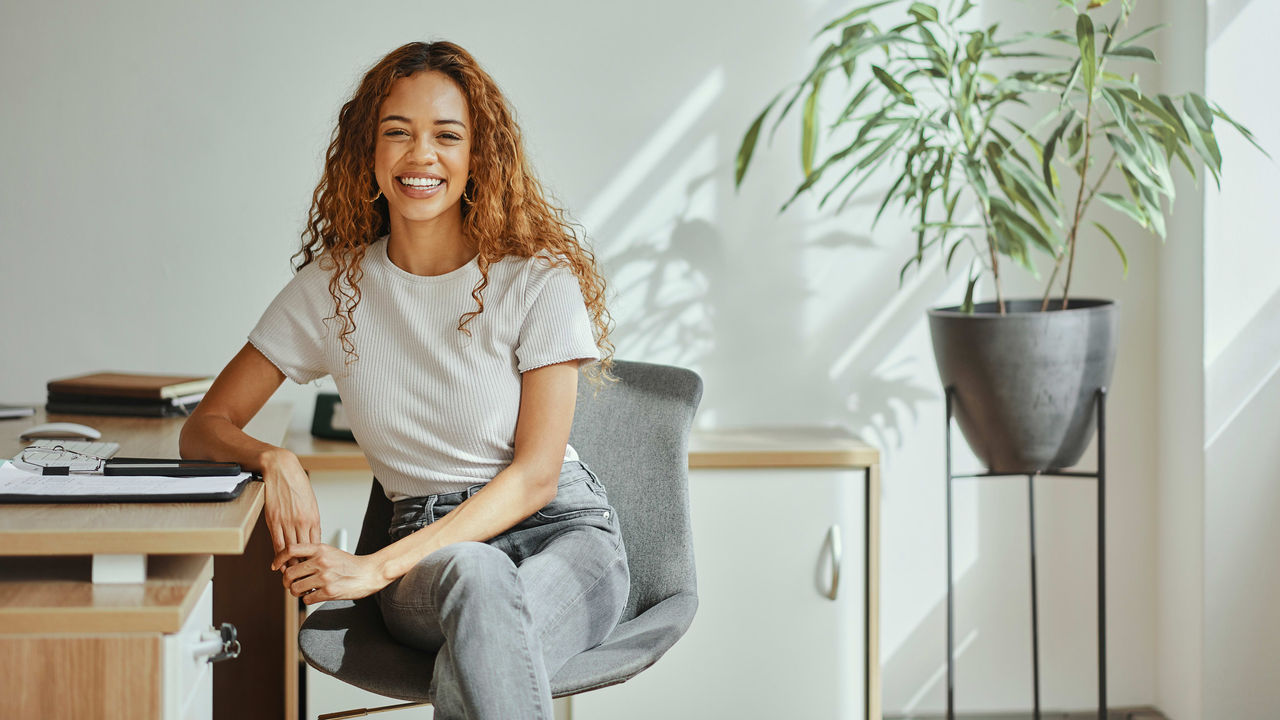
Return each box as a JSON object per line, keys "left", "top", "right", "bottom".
{"left": 20, "top": 422, "right": 102, "bottom": 440}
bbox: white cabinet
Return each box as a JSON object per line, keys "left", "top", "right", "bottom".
{"left": 572, "top": 467, "right": 870, "bottom": 720}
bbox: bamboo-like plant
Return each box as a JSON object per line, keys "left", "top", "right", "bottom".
{"left": 735, "top": 0, "right": 1265, "bottom": 312}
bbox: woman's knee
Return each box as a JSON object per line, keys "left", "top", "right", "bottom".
{"left": 433, "top": 541, "right": 519, "bottom": 602}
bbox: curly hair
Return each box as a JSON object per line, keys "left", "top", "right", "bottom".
{"left": 293, "top": 41, "right": 615, "bottom": 383}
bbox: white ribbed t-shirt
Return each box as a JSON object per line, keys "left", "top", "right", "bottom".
{"left": 248, "top": 238, "right": 601, "bottom": 501}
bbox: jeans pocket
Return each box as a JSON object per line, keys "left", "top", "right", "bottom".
{"left": 387, "top": 518, "right": 428, "bottom": 542}
{"left": 533, "top": 479, "right": 614, "bottom": 523}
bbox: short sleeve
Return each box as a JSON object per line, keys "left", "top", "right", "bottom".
{"left": 247, "top": 263, "right": 332, "bottom": 384}
{"left": 515, "top": 263, "right": 601, "bottom": 373}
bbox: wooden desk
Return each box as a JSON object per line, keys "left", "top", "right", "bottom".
{"left": 0, "top": 406, "right": 292, "bottom": 720}
{"left": 288, "top": 426, "right": 882, "bottom": 720}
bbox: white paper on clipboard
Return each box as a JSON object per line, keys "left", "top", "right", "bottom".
{"left": 0, "top": 461, "right": 250, "bottom": 499}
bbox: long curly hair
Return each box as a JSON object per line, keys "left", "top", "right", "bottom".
{"left": 293, "top": 41, "right": 614, "bottom": 383}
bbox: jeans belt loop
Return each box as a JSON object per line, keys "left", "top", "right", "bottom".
{"left": 425, "top": 495, "right": 438, "bottom": 524}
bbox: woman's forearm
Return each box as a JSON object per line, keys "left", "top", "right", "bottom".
{"left": 371, "top": 462, "right": 558, "bottom": 582}
{"left": 179, "top": 412, "right": 291, "bottom": 473}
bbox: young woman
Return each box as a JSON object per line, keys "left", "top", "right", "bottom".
{"left": 179, "top": 41, "right": 627, "bottom": 720}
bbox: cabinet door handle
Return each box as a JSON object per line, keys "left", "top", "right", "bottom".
{"left": 192, "top": 623, "right": 241, "bottom": 663}
{"left": 826, "top": 524, "right": 843, "bottom": 601}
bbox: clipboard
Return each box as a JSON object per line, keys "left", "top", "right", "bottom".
{"left": 0, "top": 476, "right": 256, "bottom": 503}
{"left": 0, "top": 462, "right": 258, "bottom": 503}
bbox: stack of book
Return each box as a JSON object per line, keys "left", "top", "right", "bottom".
{"left": 46, "top": 372, "right": 214, "bottom": 417}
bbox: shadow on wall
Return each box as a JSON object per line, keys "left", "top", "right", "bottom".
{"left": 591, "top": 97, "right": 943, "bottom": 444}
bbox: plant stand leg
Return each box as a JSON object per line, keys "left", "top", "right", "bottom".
{"left": 1028, "top": 474, "right": 1042, "bottom": 720}
{"left": 945, "top": 388, "right": 956, "bottom": 720}
{"left": 1097, "top": 388, "right": 1108, "bottom": 719}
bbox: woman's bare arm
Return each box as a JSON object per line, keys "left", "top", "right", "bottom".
{"left": 275, "top": 359, "right": 582, "bottom": 602}
{"left": 181, "top": 342, "right": 322, "bottom": 557}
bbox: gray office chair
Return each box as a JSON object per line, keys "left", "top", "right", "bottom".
{"left": 299, "top": 360, "right": 703, "bottom": 719}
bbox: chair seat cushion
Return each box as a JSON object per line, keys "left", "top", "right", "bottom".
{"left": 299, "top": 593, "right": 699, "bottom": 701}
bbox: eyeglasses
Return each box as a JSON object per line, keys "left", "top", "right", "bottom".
{"left": 18, "top": 444, "right": 110, "bottom": 473}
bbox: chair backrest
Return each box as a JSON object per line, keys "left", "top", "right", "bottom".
{"left": 568, "top": 360, "right": 703, "bottom": 622}
{"left": 354, "top": 360, "right": 703, "bottom": 623}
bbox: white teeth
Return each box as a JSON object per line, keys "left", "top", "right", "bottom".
{"left": 399, "top": 177, "right": 442, "bottom": 188}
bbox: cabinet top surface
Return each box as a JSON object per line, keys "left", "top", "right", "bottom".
{"left": 0, "top": 405, "right": 290, "bottom": 556}
{"left": 290, "top": 425, "right": 879, "bottom": 471}
{"left": 0, "top": 554, "right": 212, "bottom": 633}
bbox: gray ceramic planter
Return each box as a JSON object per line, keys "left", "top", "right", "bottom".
{"left": 928, "top": 299, "right": 1118, "bottom": 474}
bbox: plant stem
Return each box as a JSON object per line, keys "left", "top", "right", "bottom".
{"left": 1041, "top": 150, "right": 1117, "bottom": 311}
{"left": 1040, "top": 251, "right": 1066, "bottom": 311}
{"left": 1061, "top": 111, "right": 1094, "bottom": 310}
{"left": 979, "top": 204, "right": 1005, "bottom": 314}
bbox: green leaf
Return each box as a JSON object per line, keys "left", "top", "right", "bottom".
{"left": 1116, "top": 88, "right": 1187, "bottom": 142}
{"left": 1178, "top": 104, "right": 1221, "bottom": 185}
{"left": 802, "top": 73, "right": 824, "bottom": 177}
{"left": 1004, "top": 158, "right": 1063, "bottom": 223}
{"left": 835, "top": 79, "right": 878, "bottom": 126}
{"left": 1212, "top": 103, "right": 1271, "bottom": 158}
{"left": 1116, "top": 23, "right": 1166, "bottom": 49}
{"left": 872, "top": 65, "right": 916, "bottom": 105}
{"left": 991, "top": 195, "right": 1056, "bottom": 257}
{"left": 1123, "top": 167, "right": 1165, "bottom": 237}
{"left": 1077, "top": 13, "right": 1097, "bottom": 97}
{"left": 1107, "top": 132, "right": 1161, "bottom": 189}
{"left": 818, "top": 0, "right": 897, "bottom": 36}
{"left": 1061, "top": 58, "right": 1083, "bottom": 104}
{"left": 1098, "top": 191, "right": 1148, "bottom": 225}
{"left": 909, "top": 2, "right": 939, "bottom": 23}
{"left": 965, "top": 31, "right": 985, "bottom": 62}
{"left": 1198, "top": 127, "right": 1223, "bottom": 174}
{"left": 945, "top": 235, "right": 968, "bottom": 272}
{"left": 851, "top": 107, "right": 892, "bottom": 148}
{"left": 736, "top": 93, "right": 780, "bottom": 188}
{"left": 1063, "top": 120, "right": 1083, "bottom": 157}
{"left": 1093, "top": 222, "right": 1127, "bottom": 277}
{"left": 1042, "top": 113, "right": 1074, "bottom": 193}
{"left": 962, "top": 272, "right": 980, "bottom": 313}
{"left": 1183, "top": 93, "right": 1214, "bottom": 131}
{"left": 839, "top": 23, "right": 871, "bottom": 78}
{"left": 1100, "top": 87, "right": 1136, "bottom": 140}
{"left": 872, "top": 172, "right": 910, "bottom": 227}
{"left": 855, "top": 120, "right": 913, "bottom": 171}
{"left": 1105, "top": 44, "right": 1156, "bottom": 61}
{"left": 1136, "top": 129, "right": 1176, "bottom": 198}
{"left": 1087, "top": 0, "right": 1112, "bottom": 8}
{"left": 1167, "top": 131, "right": 1197, "bottom": 178}
{"left": 769, "top": 43, "right": 838, "bottom": 142}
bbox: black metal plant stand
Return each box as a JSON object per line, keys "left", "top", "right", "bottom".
{"left": 944, "top": 387, "right": 1108, "bottom": 720}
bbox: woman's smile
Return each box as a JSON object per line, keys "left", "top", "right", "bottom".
{"left": 395, "top": 172, "right": 446, "bottom": 199}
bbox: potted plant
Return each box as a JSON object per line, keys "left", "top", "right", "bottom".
{"left": 735, "top": 0, "right": 1264, "bottom": 472}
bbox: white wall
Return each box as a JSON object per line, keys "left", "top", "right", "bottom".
{"left": 0, "top": 1, "right": 1168, "bottom": 714}
{"left": 1203, "top": 0, "right": 1280, "bottom": 718}
{"left": 1155, "top": 2, "right": 1207, "bottom": 718}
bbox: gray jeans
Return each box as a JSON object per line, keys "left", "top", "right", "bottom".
{"left": 376, "top": 460, "right": 629, "bottom": 720}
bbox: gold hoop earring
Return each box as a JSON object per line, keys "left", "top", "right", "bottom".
{"left": 367, "top": 189, "right": 383, "bottom": 203}
{"left": 463, "top": 187, "right": 473, "bottom": 204}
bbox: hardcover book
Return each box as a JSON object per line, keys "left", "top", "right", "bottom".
{"left": 46, "top": 372, "right": 213, "bottom": 400}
